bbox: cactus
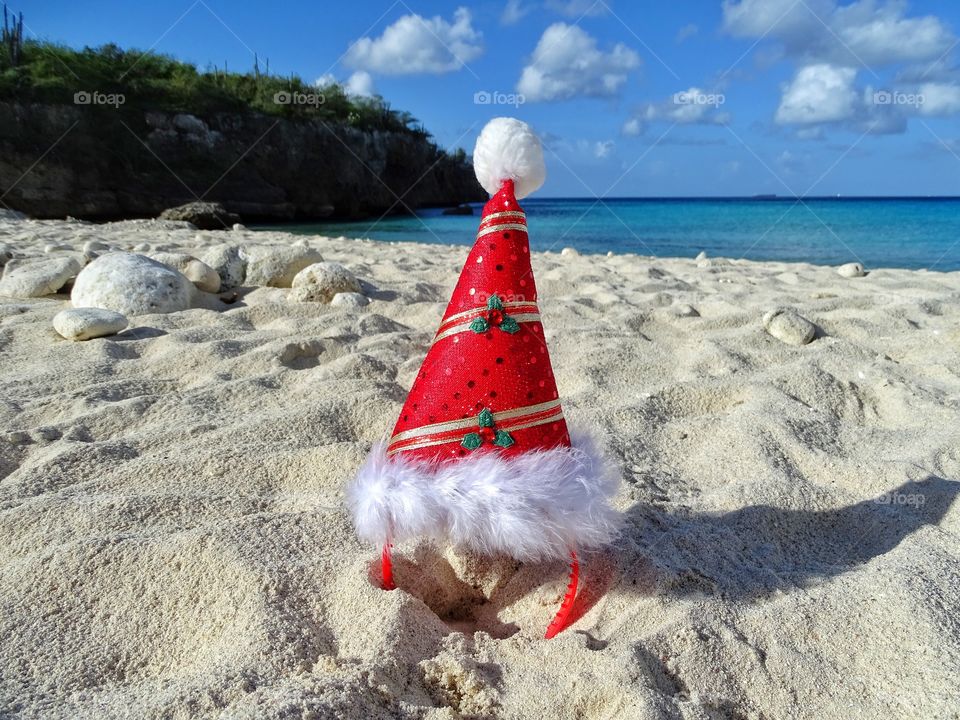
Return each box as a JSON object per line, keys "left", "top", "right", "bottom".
{"left": 2, "top": 3, "right": 24, "bottom": 67}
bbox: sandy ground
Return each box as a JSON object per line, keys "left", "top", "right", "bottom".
{"left": 1, "top": 217, "right": 959, "bottom": 719}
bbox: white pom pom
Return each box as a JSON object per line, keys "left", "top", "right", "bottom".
{"left": 473, "top": 117, "right": 545, "bottom": 200}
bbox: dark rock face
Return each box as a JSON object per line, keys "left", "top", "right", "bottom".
{"left": 158, "top": 201, "right": 240, "bottom": 229}
{"left": 0, "top": 103, "right": 486, "bottom": 221}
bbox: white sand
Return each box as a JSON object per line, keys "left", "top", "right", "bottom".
{"left": 1, "top": 218, "right": 958, "bottom": 719}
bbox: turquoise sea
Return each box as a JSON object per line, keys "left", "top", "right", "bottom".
{"left": 255, "top": 198, "right": 960, "bottom": 271}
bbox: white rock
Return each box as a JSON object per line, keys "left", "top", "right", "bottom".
{"left": 242, "top": 245, "right": 323, "bottom": 287}
{"left": 287, "top": 285, "right": 322, "bottom": 303}
{"left": 695, "top": 251, "right": 708, "bottom": 261}
{"left": 183, "top": 261, "right": 220, "bottom": 293}
{"left": 71, "top": 252, "right": 194, "bottom": 316}
{"left": 149, "top": 252, "right": 221, "bottom": 293}
{"left": 0, "top": 256, "right": 82, "bottom": 297}
{"left": 45, "top": 243, "right": 71, "bottom": 253}
{"left": 289, "top": 262, "right": 361, "bottom": 303}
{"left": 83, "top": 240, "right": 109, "bottom": 253}
{"left": 4, "top": 430, "right": 30, "bottom": 445}
{"left": 676, "top": 304, "right": 700, "bottom": 317}
{"left": 330, "top": 291, "right": 369, "bottom": 308}
{"left": 560, "top": 247, "right": 580, "bottom": 257}
{"left": 200, "top": 244, "right": 246, "bottom": 289}
{"left": 232, "top": 223, "right": 246, "bottom": 232}
{"left": 53, "top": 308, "right": 128, "bottom": 341}
{"left": 837, "top": 262, "right": 866, "bottom": 278}
{"left": 763, "top": 308, "right": 816, "bottom": 346}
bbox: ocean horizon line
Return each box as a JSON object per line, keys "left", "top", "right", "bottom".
{"left": 475, "top": 195, "right": 960, "bottom": 203}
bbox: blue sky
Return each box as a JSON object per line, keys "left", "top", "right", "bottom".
{"left": 16, "top": 0, "right": 960, "bottom": 197}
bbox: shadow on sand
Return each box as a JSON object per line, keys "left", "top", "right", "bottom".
{"left": 382, "top": 476, "right": 958, "bottom": 640}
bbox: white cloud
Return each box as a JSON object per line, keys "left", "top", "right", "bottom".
{"left": 775, "top": 64, "right": 859, "bottom": 124}
{"left": 622, "top": 117, "right": 642, "bottom": 136}
{"left": 832, "top": 2, "right": 954, "bottom": 65}
{"left": 722, "top": 0, "right": 954, "bottom": 66}
{"left": 776, "top": 149, "right": 808, "bottom": 175}
{"left": 676, "top": 23, "right": 699, "bottom": 43}
{"left": 773, "top": 63, "right": 960, "bottom": 133}
{"left": 345, "top": 71, "right": 376, "bottom": 97}
{"left": 623, "top": 86, "right": 730, "bottom": 134}
{"left": 594, "top": 140, "right": 614, "bottom": 158}
{"left": 724, "top": 1, "right": 960, "bottom": 134}
{"left": 501, "top": 0, "right": 531, "bottom": 25}
{"left": 344, "top": 7, "right": 482, "bottom": 75}
{"left": 917, "top": 82, "right": 960, "bottom": 116}
{"left": 896, "top": 56, "right": 960, "bottom": 84}
{"left": 723, "top": 0, "right": 825, "bottom": 41}
{"left": 516, "top": 23, "right": 640, "bottom": 102}
{"left": 546, "top": 0, "right": 609, "bottom": 17}
{"left": 314, "top": 71, "right": 377, "bottom": 97}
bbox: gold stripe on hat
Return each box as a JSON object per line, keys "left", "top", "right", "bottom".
{"left": 479, "top": 210, "right": 526, "bottom": 225}
{"left": 476, "top": 223, "right": 529, "bottom": 240}
{"left": 388, "top": 399, "right": 562, "bottom": 445}
{"left": 386, "top": 409, "right": 565, "bottom": 456}
{"left": 433, "top": 312, "right": 541, "bottom": 343}
{"left": 441, "top": 301, "right": 539, "bottom": 327}
{"left": 501, "top": 409, "right": 565, "bottom": 434}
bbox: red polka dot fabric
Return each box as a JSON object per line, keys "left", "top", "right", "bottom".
{"left": 387, "top": 180, "right": 571, "bottom": 462}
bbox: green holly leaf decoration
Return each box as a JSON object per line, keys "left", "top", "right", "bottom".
{"left": 486, "top": 294, "right": 504, "bottom": 311}
{"left": 462, "top": 433, "right": 482, "bottom": 450}
{"left": 469, "top": 317, "right": 489, "bottom": 333}
{"left": 499, "top": 316, "right": 520, "bottom": 334}
{"left": 492, "top": 430, "right": 515, "bottom": 448}
{"left": 477, "top": 408, "right": 495, "bottom": 428}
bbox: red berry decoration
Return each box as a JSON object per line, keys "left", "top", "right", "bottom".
{"left": 461, "top": 408, "right": 514, "bottom": 450}
{"left": 469, "top": 294, "right": 520, "bottom": 334}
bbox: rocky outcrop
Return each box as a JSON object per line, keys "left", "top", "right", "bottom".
{"left": 158, "top": 202, "right": 240, "bottom": 230}
{"left": 0, "top": 103, "right": 485, "bottom": 221}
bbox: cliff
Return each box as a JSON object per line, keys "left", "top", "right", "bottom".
{"left": 0, "top": 102, "right": 485, "bottom": 221}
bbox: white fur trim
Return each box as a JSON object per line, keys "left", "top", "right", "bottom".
{"left": 346, "top": 431, "right": 621, "bottom": 561}
{"left": 473, "top": 117, "right": 546, "bottom": 200}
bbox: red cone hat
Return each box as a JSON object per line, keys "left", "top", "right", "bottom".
{"left": 387, "top": 175, "right": 569, "bottom": 463}
{"left": 348, "top": 119, "right": 620, "bottom": 634}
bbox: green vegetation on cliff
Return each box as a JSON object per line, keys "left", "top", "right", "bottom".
{"left": 0, "top": 38, "right": 434, "bottom": 138}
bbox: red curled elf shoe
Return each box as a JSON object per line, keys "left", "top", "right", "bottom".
{"left": 347, "top": 117, "right": 621, "bottom": 639}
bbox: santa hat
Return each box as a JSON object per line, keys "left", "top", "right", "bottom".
{"left": 348, "top": 117, "right": 621, "bottom": 638}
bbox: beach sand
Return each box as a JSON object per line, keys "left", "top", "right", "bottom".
{"left": 1, "top": 217, "right": 958, "bottom": 719}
